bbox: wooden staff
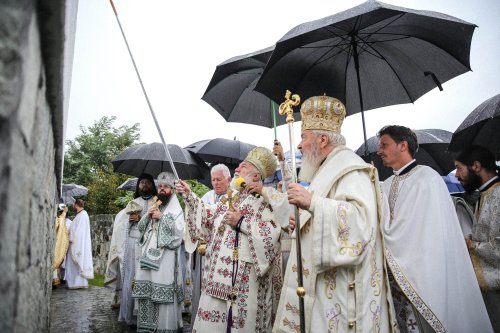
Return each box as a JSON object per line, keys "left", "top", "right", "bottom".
{"left": 279, "top": 90, "right": 305, "bottom": 333}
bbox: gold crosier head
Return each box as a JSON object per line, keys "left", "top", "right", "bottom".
{"left": 278, "top": 90, "right": 301, "bottom": 123}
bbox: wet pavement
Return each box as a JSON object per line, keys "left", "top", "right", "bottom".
{"left": 50, "top": 285, "right": 191, "bottom": 332}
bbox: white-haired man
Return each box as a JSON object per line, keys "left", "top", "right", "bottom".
{"left": 274, "top": 95, "right": 397, "bottom": 333}
{"left": 190, "top": 163, "right": 232, "bottom": 321}
{"left": 131, "top": 172, "right": 185, "bottom": 332}
{"left": 176, "top": 147, "right": 289, "bottom": 332}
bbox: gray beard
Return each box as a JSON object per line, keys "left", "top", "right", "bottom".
{"left": 298, "top": 144, "right": 322, "bottom": 183}
{"left": 230, "top": 174, "right": 252, "bottom": 192}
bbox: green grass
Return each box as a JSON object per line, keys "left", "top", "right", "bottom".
{"left": 88, "top": 274, "right": 105, "bottom": 287}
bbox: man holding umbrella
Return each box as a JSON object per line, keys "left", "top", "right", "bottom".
{"left": 455, "top": 145, "right": 500, "bottom": 331}
{"left": 274, "top": 95, "right": 396, "bottom": 333}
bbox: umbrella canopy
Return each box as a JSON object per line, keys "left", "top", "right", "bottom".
{"left": 356, "top": 128, "right": 456, "bottom": 181}
{"left": 255, "top": 0, "right": 475, "bottom": 153}
{"left": 111, "top": 142, "right": 209, "bottom": 179}
{"left": 61, "top": 183, "right": 88, "bottom": 205}
{"left": 117, "top": 177, "right": 159, "bottom": 191}
{"left": 449, "top": 93, "right": 500, "bottom": 155}
{"left": 185, "top": 138, "right": 256, "bottom": 165}
{"left": 202, "top": 46, "right": 285, "bottom": 128}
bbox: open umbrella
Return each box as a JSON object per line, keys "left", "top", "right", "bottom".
{"left": 449, "top": 93, "right": 500, "bottom": 155}
{"left": 117, "top": 177, "right": 159, "bottom": 191}
{"left": 185, "top": 138, "right": 256, "bottom": 165}
{"left": 61, "top": 183, "right": 88, "bottom": 204}
{"left": 202, "top": 46, "right": 284, "bottom": 130}
{"left": 111, "top": 142, "right": 209, "bottom": 179}
{"left": 255, "top": 0, "right": 476, "bottom": 155}
{"left": 355, "top": 128, "right": 456, "bottom": 181}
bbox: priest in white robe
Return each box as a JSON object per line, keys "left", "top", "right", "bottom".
{"left": 65, "top": 199, "right": 94, "bottom": 289}
{"left": 455, "top": 145, "right": 500, "bottom": 331}
{"left": 274, "top": 95, "right": 397, "bottom": 333}
{"left": 176, "top": 147, "right": 290, "bottom": 333}
{"left": 377, "top": 125, "right": 492, "bottom": 333}
{"left": 119, "top": 173, "right": 157, "bottom": 325}
{"left": 132, "top": 172, "right": 185, "bottom": 332}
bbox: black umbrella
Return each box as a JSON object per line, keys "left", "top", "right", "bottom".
{"left": 117, "top": 177, "right": 159, "bottom": 191}
{"left": 356, "top": 128, "right": 456, "bottom": 181}
{"left": 185, "top": 138, "right": 256, "bottom": 165}
{"left": 202, "top": 46, "right": 286, "bottom": 129}
{"left": 61, "top": 183, "right": 88, "bottom": 204}
{"left": 255, "top": 0, "right": 476, "bottom": 155}
{"left": 449, "top": 93, "right": 500, "bottom": 155}
{"left": 111, "top": 142, "right": 209, "bottom": 179}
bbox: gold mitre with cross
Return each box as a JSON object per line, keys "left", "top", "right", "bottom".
{"left": 245, "top": 147, "right": 277, "bottom": 180}
{"left": 300, "top": 95, "right": 346, "bottom": 133}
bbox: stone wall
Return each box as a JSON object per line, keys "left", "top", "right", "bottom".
{"left": 0, "top": 1, "right": 77, "bottom": 332}
{"left": 90, "top": 214, "right": 115, "bottom": 275}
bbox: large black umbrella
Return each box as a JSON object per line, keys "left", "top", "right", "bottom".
{"left": 255, "top": 0, "right": 476, "bottom": 154}
{"left": 111, "top": 142, "right": 209, "bottom": 179}
{"left": 356, "top": 128, "right": 456, "bottom": 181}
{"left": 202, "top": 46, "right": 286, "bottom": 128}
{"left": 185, "top": 138, "right": 256, "bottom": 165}
{"left": 449, "top": 93, "right": 500, "bottom": 155}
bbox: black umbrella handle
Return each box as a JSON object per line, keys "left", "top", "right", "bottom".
{"left": 109, "top": 0, "right": 179, "bottom": 180}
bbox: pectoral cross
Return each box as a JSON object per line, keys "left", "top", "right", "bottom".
{"left": 150, "top": 196, "right": 163, "bottom": 232}
{"left": 219, "top": 188, "right": 239, "bottom": 235}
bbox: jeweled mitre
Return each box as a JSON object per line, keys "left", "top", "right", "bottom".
{"left": 300, "top": 95, "right": 346, "bottom": 133}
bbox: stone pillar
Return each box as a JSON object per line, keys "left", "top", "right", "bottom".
{"left": 0, "top": 1, "right": 78, "bottom": 332}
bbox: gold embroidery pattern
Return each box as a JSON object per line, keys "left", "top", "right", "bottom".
{"left": 388, "top": 167, "right": 418, "bottom": 224}
{"left": 385, "top": 249, "right": 445, "bottom": 332}
{"left": 326, "top": 303, "right": 341, "bottom": 333}
{"left": 370, "top": 300, "right": 381, "bottom": 333}
{"left": 283, "top": 317, "right": 300, "bottom": 332}
{"left": 337, "top": 203, "right": 366, "bottom": 257}
{"left": 292, "top": 258, "right": 310, "bottom": 278}
{"left": 324, "top": 268, "right": 337, "bottom": 299}
{"left": 285, "top": 302, "right": 300, "bottom": 315}
{"left": 370, "top": 244, "right": 381, "bottom": 296}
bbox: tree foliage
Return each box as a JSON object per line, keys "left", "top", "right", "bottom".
{"left": 63, "top": 116, "right": 140, "bottom": 214}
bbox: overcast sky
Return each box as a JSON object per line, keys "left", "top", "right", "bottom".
{"left": 67, "top": 0, "right": 500, "bottom": 154}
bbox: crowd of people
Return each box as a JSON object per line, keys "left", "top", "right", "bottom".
{"left": 54, "top": 94, "right": 498, "bottom": 332}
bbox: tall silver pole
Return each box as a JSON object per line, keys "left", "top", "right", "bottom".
{"left": 109, "top": 0, "right": 179, "bottom": 180}
{"left": 279, "top": 90, "right": 305, "bottom": 333}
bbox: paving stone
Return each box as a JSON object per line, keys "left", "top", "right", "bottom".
{"left": 50, "top": 285, "right": 192, "bottom": 332}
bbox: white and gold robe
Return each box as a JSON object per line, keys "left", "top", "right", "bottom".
{"left": 184, "top": 187, "right": 287, "bottom": 333}
{"left": 469, "top": 179, "right": 500, "bottom": 331}
{"left": 381, "top": 165, "right": 492, "bottom": 333}
{"left": 274, "top": 146, "right": 397, "bottom": 333}
{"left": 66, "top": 209, "right": 94, "bottom": 289}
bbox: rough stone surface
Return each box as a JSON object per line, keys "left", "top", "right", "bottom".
{"left": 90, "top": 214, "right": 115, "bottom": 275}
{"left": 0, "top": 1, "right": 71, "bottom": 332}
{"left": 50, "top": 286, "right": 191, "bottom": 332}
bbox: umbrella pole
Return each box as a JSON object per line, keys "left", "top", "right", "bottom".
{"left": 352, "top": 36, "right": 369, "bottom": 158}
{"left": 279, "top": 90, "right": 306, "bottom": 333}
{"left": 271, "top": 100, "right": 278, "bottom": 140}
{"left": 109, "top": 0, "right": 179, "bottom": 180}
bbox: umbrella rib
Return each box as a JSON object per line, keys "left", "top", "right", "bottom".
{"left": 356, "top": 33, "right": 414, "bottom": 102}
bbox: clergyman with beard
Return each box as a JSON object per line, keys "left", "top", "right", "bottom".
{"left": 176, "top": 147, "right": 289, "bottom": 332}
{"left": 455, "top": 145, "right": 500, "bottom": 331}
{"left": 117, "top": 173, "right": 157, "bottom": 326}
{"left": 273, "top": 95, "right": 397, "bottom": 333}
{"left": 376, "top": 125, "right": 492, "bottom": 332}
{"left": 131, "top": 171, "right": 185, "bottom": 332}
